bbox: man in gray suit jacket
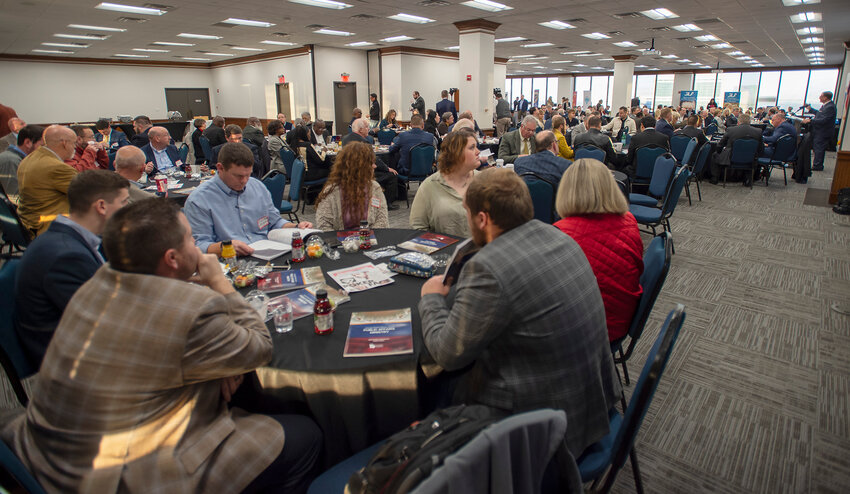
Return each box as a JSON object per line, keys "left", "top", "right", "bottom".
{"left": 497, "top": 115, "right": 538, "bottom": 164}
{"left": 419, "top": 168, "right": 621, "bottom": 457}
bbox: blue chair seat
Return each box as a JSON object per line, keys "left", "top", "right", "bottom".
{"left": 628, "top": 193, "right": 662, "bottom": 208}
{"left": 279, "top": 200, "right": 294, "bottom": 214}
{"left": 577, "top": 411, "right": 623, "bottom": 481}
{"left": 629, "top": 204, "right": 663, "bottom": 223}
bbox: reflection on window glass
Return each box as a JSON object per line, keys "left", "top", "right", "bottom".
{"left": 740, "top": 72, "right": 760, "bottom": 110}
{"left": 693, "top": 73, "right": 717, "bottom": 109}
{"left": 715, "top": 73, "right": 741, "bottom": 106}
{"left": 635, "top": 75, "right": 656, "bottom": 109}
{"left": 756, "top": 71, "right": 780, "bottom": 108}
{"left": 532, "top": 78, "right": 546, "bottom": 107}
{"left": 805, "top": 69, "right": 839, "bottom": 108}
{"left": 777, "top": 70, "right": 809, "bottom": 110}
{"left": 547, "top": 77, "right": 559, "bottom": 105}
{"left": 655, "top": 74, "right": 674, "bottom": 108}
{"left": 591, "top": 76, "right": 609, "bottom": 109}
{"left": 575, "top": 76, "right": 592, "bottom": 108}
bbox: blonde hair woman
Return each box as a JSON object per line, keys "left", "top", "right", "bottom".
{"left": 554, "top": 158, "right": 643, "bottom": 341}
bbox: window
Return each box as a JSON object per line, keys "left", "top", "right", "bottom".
{"left": 740, "top": 72, "right": 760, "bottom": 110}
{"left": 693, "top": 73, "right": 717, "bottom": 109}
{"left": 546, "top": 77, "right": 559, "bottom": 105}
{"left": 777, "top": 70, "right": 810, "bottom": 110}
{"left": 607, "top": 76, "right": 615, "bottom": 108}
{"left": 590, "top": 75, "right": 609, "bottom": 108}
{"left": 655, "top": 74, "right": 674, "bottom": 108}
{"left": 805, "top": 68, "right": 840, "bottom": 108}
{"left": 716, "top": 72, "right": 741, "bottom": 106}
{"left": 756, "top": 71, "right": 781, "bottom": 108}
{"left": 521, "top": 78, "right": 533, "bottom": 104}
{"left": 531, "top": 78, "right": 546, "bottom": 107}
{"left": 634, "top": 74, "right": 656, "bottom": 109}
{"left": 575, "top": 76, "right": 591, "bottom": 108}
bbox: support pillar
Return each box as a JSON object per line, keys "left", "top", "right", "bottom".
{"left": 612, "top": 55, "right": 637, "bottom": 111}
{"left": 455, "top": 19, "right": 500, "bottom": 131}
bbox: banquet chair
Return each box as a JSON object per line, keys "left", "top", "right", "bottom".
{"left": 261, "top": 169, "right": 299, "bottom": 223}
{"left": 610, "top": 232, "right": 673, "bottom": 386}
{"left": 687, "top": 143, "right": 712, "bottom": 202}
{"left": 757, "top": 134, "right": 796, "bottom": 186}
{"left": 178, "top": 144, "right": 189, "bottom": 164}
{"left": 0, "top": 438, "right": 45, "bottom": 494}
{"left": 722, "top": 137, "right": 760, "bottom": 189}
{"left": 628, "top": 154, "right": 676, "bottom": 208}
{"left": 574, "top": 145, "right": 605, "bottom": 162}
{"left": 520, "top": 173, "right": 558, "bottom": 224}
{"left": 629, "top": 166, "right": 690, "bottom": 237}
{"left": 704, "top": 123, "right": 718, "bottom": 136}
{"left": 0, "top": 260, "right": 36, "bottom": 406}
{"left": 279, "top": 147, "right": 297, "bottom": 179}
{"left": 377, "top": 130, "right": 396, "bottom": 145}
{"left": 632, "top": 145, "right": 667, "bottom": 188}
{"left": 0, "top": 186, "right": 30, "bottom": 258}
{"left": 577, "top": 304, "right": 685, "bottom": 494}
{"left": 669, "top": 134, "right": 691, "bottom": 163}
{"left": 199, "top": 136, "right": 213, "bottom": 166}
{"left": 679, "top": 137, "right": 697, "bottom": 167}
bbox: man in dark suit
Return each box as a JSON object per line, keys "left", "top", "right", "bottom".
{"left": 624, "top": 115, "right": 671, "bottom": 176}
{"left": 141, "top": 126, "right": 183, "bottom": 176}
{"left": 343, "top": 118, "right": 400, "bottom": 209}
{"left": 242, "top": 117, "right": 266, "bottom": 148}
{"left": 418, "top": 168, "right": 620, "bottom": 457}
{"left": 726, "top": 107, "right": 740, "bottom": 128}
{"left": 655, "top": 108, "right": 675, "bottom": 138}
{"left": 308, "top": 120, "right": 331, "bottom": 146}
{"left": 211, "top": 124, "right": 262, "bottom": 177}
{"left": 435, "top": 90, "right": 457, "bottom": 122}
{"left": 498, "top": 115, "right": 538, "bottom": 164}
{"left": 203, "top": 115, "right": 227, "bottom": 148}
{"left": 514, "top": 131, "right": 571, "bottom": 184}
{"left": 369, "top": 93, "right": 381, "bottom": 125}
{"left": 710, "top": 113, "right": 763, "bottom": 184}
{"left": 804, "top": 91, "right": 837, "bottom": 171}
{"left": 572, "top": 115, "right": 620, "bottom": 170}
{"left": 763, "top": 112, "right": 798, "bottom": 154}
{"left": 674, "top": 114, "right": 708, "bottom": 152}
{"left": 388, "top": 115, "right": 437, "bottom": 175}
{"left": 130, "top": 115, "right": 152, "bottom": 148}
{"left": 14, "top": 170, "right": 129, "bottom": 368}
{"left": 94, "top": 119, "right": 130, "bottom": 151}
{"left": 411, "top": 90, "right": 425, "bottom": 117}
{"left": 276, "top": 113, "right": 293, "bottom": 132}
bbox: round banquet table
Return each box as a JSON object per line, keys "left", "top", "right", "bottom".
{"left": 244, "top": 228, "right": 461, "bottom": 465}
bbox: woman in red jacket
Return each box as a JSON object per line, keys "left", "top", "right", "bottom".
{"left": 554, "top": 159, "right": 644, "bottom": 341}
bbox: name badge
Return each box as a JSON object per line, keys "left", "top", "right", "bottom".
{"left": 371, "top": 196, "right": 381, "bottom": 208}
{"left": 257, "top": 216, "right": 269, "bottom": 229}
{"left": 175, "top": 160, "right": 183, "bottom": 167}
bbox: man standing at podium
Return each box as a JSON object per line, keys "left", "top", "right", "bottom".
{"left": 804, "top": 91, "right": 836, "bottom": 171}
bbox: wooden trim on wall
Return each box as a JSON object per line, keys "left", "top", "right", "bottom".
{"left": 208, "top": 46, "right": 311, "bottom": 67}
{"left": 453, "top": 19, "right": 501, "bottom": 33}
{"left": 378, "top": 46, "right": 508, "bottom": 64}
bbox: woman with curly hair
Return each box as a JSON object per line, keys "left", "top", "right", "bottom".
{"left": 379, "top": 109, "right": 400, "bottom": 130}
{"left": 314, "top": 141, "right": 389, "bottom": 230}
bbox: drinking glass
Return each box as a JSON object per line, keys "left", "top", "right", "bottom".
{"left": 272, "top": 300, "right": 293, "bottom": 333}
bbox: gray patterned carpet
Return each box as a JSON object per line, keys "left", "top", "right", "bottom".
{"left": 1, "top": 153, "right": 848, "bottom": 493}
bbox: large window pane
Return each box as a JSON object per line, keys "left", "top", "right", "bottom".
{"left": 575, "top": 76, "right": 592, "bottom": 108}
{"left": 715, "top": 72, "right": 741, "bottom": 107}
{"left": 532, "top": 77, "right": 546, "bottom": 107}
{"left": 546, "top": 77, "right": 559, "bottom": 106}
{"left": 740, "top": 72, "right": 760, "bottom": 110}
{"left": 693, "top": 73, "right": 717, "bottom": 109}
{"left": 608, "top": 76, "right": 614, "bottom": 109}
{"left": 521, "top": 78, "right": 533, "bottom": 104}
{"left": 655, "top": 74, "right": 674, "bottom": 108}
{"left": 634, "top": 74, "right": 656, "bottom": 109}
{"left": 590, "top": 75, "right": 608, "bottom": 109}
{"left": 806, "top": 68, "right": 840, "bottom": 108}
{"left": 756, "top": 71, "right": 780, "bottom": 108}
{"left": 777, "top": 70, "right": 810, "bottom": 110}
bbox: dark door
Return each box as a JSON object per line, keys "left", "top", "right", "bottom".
{"left": 165, "top": 88, "right": 211, "bottom": 119}
{"left": 333, "top": 82, "right": 357, "bottom": 135}
{"left": 276, "top": 83, "right": 292, "bottom": 119}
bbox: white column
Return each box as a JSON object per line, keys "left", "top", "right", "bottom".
{"left": 379, "top": 52, "right": 403, "bottom": 121}
{"left": 455, "top": 19, "right": 500, "bottom": 131}
{"left": 611, "top": 56, "right": 637, "bottom": 110}
{"left": 672, "top": 73, "right": 695, "bottom": 106}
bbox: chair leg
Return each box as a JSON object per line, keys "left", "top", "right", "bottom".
{"left": 722, "top": 167, "right": 727, "bottom": 188}
{"left": 782, "top": 165, "right": 787, "bottom": 186}
{"left": 619, "top": 348, "right": 630, "bottom": 386}
{"left": 684, "top": 181, "right": 692, "bottom": 206}
{"left": 629, "top": 447, "right": 646, "bottom": 494}
{"left": 696, "top": 178, "right": 702, "bottom": 201}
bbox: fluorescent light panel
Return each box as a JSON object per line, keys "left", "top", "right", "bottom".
{"left": 727, "top": 51, "right": 745, "bottom": 56}
{"left": 261, "top": 40, "right": 296, "bottom": 46}
{"left": 694, "top": 34, "right": 718, "bottom": 42}
{"left": 114, "top": 53, "right": 149, "bottom": 58}
{"left": 575, "top": 53, "right": 602, "bottom": 57}
{"left": 289, "top": 0, "right": 352, "bottom": 8}
{"left": 496, "top": 37, "right": 526, "bottom": 43}
{"left": 561, "top": 50, "right": 590, "bottom": 55}
{"left": 521, "top": 42, "right": 553, "bottom": 47}
{"left": 672, "top": 24, "right": 701, "bottom": 32}
{"left": 711, "top": 43, "right": 732, "bottom": 49}
{"left": 132, "top": 48, "right": 169, "bottom": 52}
{"left": 178, "top": 33, "right": 222, "bottom": 39}
{"left": 153, "top": 41, "right": 195, "bottom": 46}
{"left": 782, "top": 0, "right": 820, "bottom": 5}
{"left": 640, "top": 8, "right": 678, "bottom": 20}
{"left": 347, "top": 41, "right": 375, "bottom": 47}
{"left": 95, "top": 2, "right": 165, "bottom": 15}
{"left": 800, "top": 37, "right": 823, "bottom": 44}
{"left": 381, "top": 35, "right": 414, "bottom": 42}
{"left": 796, "top": 26, "right": 823, "bottom": 35}
{"left": 67, "top": 24, "right": 126, "bottom": 32}
{"left": 232, "top": 47, "right": 263, "bottom": 51}
{"left": 42, "top": 42, "right": 89, "bottom": 48}
{"left": 388, "top": 13, "right": 435, "bottom": 24}
{"left": 54, "top": 33, "right": 107, "bottom": 40}
{"left": 460, "top": 0, "right": 512, "bottom": 12}
{"left": 790, "top": 12, "right": 822, "bottom": 23}
{"left": 182, "top": 57, "right": 210, "bottom": 61}
{"left": 202, "top": 52, "right": 234, "bottom": 56}
{"left": 221, "top": 18, "right": 275, "bottom": 28}
{"left": 661, "top": 54, "right": 678, "bottom": 58}
{"left": 582, "top": 32, "right": 610, "bottom": 39}
{"left": 539, "top": 20, "right": 575, "bottom": 30}
{"left": 613, "top": 41, "right": 637, "bottom": 47}
{"left": 315, "top": 28, "right": 354, "bottom": 36}
{"left": 32, "top": 49, "right": 74, "bottom": 54}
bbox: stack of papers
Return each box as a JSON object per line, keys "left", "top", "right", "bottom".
{"left": 328, "top": 263, "right": 394, "bottom": 293}
{"left": 249, "top": 239, "right": 291, "bottom": 261}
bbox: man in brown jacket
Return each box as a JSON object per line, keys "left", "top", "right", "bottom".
{"left": 3, "top": 198, "right": 321, "bottom": 493}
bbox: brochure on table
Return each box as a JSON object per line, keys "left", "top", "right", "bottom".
{"left": 397, "top": 233, "right": 459, "bottom": 254}
{"left": 258, "top": 266, "right": 325, "bottom": 293}
{"left": 248, "top": 239, "right": 291, "bottom": 261}
{"left": 328, "top": 263, "right": 394, "bottom": 292}
{"left": 343, "top": 308, "right": 414, "bottom": 357}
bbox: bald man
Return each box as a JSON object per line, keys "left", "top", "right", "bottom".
{"left": 114, "top": 146, "right": 155, "bottom": 203}
{"left": 16, "top": 125, "right": 79, "bottom": 236}
{"left": 141, "top": 126, "right": 182, "bottom": 177}
{"left": 0, "top": 117, "right": 26, "bottom": 153}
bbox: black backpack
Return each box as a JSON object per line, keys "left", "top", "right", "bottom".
{"left": 834, "top": 188, "right": 850, "bottom": 215}
{"left": 347, "top": 405, "right": 498, "bottom": 494}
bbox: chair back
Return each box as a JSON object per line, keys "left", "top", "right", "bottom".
{"left": 680, "top": 138, "right": 697, "bottom": 166}
{"left": 0, "top": 194, "right": 31, "bottom": 253}
{"left": 521, "top": 173, "right": 558, "bottom": 224}
{"left": 178, "top": 144, "right": 189, "bottom": 164}
{"left": 108, "top": 151, "right": 117, "bottom": 171}
{"left": 408, "top": 144, "right": 436, "bottom": 181}
{"left": 262, "top": 170, "right": 287, "bottom": 210}
{"left": 770, "top": 134, "right": 796, "bottom": 162}
{"left": 659, "top": 166, "right": 690, "bottom": 220}
{"left": 669, "top": 134, "right": 691, "bottom": 162}
{"left": 574, "top": 145, "right": 605, "bottom": 162}
{"left": 199, "top": 136, "right": 213, "bottom": 164}
{"left": 0, "top": 260, "right": 36, "bottom": 406}
{"left": 377, "top": 130, "right": 396, "bottom": 145}
{"left": 705, "top": 123, "right": 718, "bottom": 136}
{"left": 627, "top": 232, "right": 672, "bottom": 340}
{"left": 634, "top": 146, "right": 666, "bottom": 181}
{"left": 279, "top": 147, "right": 296, "bottom": 178}
{"left": 288, "top": 158, "right": 305, "bottom": 202}
{"left": 258, "top": 140, "right": 271, "bottom": 177}
{"left": 0, "top": 437, "right": 46, "bottom": 494}
{"left": 692, "top": 143, "right": 711, "bottom": 176}
{"left": 646, "top": 154, "right": 677, "bottom": 200}
{"left": 729, "top": 137, "right": 760, "bottom": 169}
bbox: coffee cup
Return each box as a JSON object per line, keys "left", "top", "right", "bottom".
{"left": 495, "top": 159, "right": 504, "bottom": 167}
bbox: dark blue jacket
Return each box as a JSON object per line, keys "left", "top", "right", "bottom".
{"left": 514, "top": 151, "right": 571, "bottom": 184}
{"left": 388, "top": 128, "right": 437, "bottom": 175}
{"left": 14, "top": 220, "right": 103, "bottom": 368}
{"left": 764, "top": 121, "right": 798, "bottom": 146}
{"left": 130, "top": 127, "right": 151, "bottom": 148}
{"left": 95, "top": 129, "right": 130, "bottom": 150}
{"left": 811, "top": 101, "right": 837, "bottom": 139}
{"left": 519, "top": 99, "right": 530, "bottom": 112}
{"left": 211, "top": 141, "right": 263, "bottom": 177}
{"left": 141, "top": 143, "right": 182, "bottom": 177}
{"left": 436, "top": 98, "right": 458, "bottom": 122}
{"left": 655, "top": 119, "right": 674, "bottom": 138}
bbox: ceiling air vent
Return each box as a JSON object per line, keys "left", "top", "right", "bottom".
{"left": 143, "top": 3, "right": 176, "bottom": 11}
{"left": 350, "top": 14, "right": 379, "bottom": 20}
{"left": 417, "top": 0, "right": 451, "bottom": 5}
{"left": 648, "top": 27, "right": 671, "bottom": 32}
{"left": 613, "top": 12, "right": 642, "bottom": 19}
{"left": 564, "top": 18, "right": 587, "bottom": 24}
{"left": 271, "top": 32, "right": 290, "bottom": 37}
{"left": 116, "top": 16, "right": 148, "bottom": 23}
{"left": 692, "top": 18, "right": 723, "bottom": 24}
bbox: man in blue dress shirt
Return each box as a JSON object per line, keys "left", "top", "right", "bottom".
{"left": 183, "top": 142, "right": 312, "bottom": 257}
{"left": 141, "top": 126, "right": 181, "bottom": 176}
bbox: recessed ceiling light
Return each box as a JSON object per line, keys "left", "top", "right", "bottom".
{"left": 132, "top": 48, "right": 169, "bottom": 52}
{"left": 495, "top": 37, "right": 527, "bottom": 43}
{"left": 67, "top": 24, "right": 126, "bottom": 32}
{"left": 689, "top": 62, "right": 702, "bottom": 66}
{"left": 635, "top": 64, "right": 648, "bottom": 68}
{"left": 539, "top": 20, "right": 575, "bottom": 30}
{"left": 444, "top": 45, "right": 459, "bottom": 50}
{"left": 676, "top": 58, "right": 692, "bottom": 62}
{"left": 805, "top": 46, "right": 825, "bottom": 52}
{"left": 178, "top": 33, "right": 222, "bottom": 40}
{"left": 661, "top": 54, "right": 678, "bottom": 58}
{"left": 582, "top": 32, "right": 610, "bottom": 40}
{"left": 521, "top": 42, "right": 553, "bottom": 48}
{"left": 573, "top": 63, "right": 586, "bottom": 67}
{"left": 745, "top": 60, "right": 759, "bottom": 64}
{"left": 518, "top": 62, "right": 536, "bottom": 65}
{"left": 202, "top": 52, "right": 235, "bottom": 56}
{"left": 737, "top": 56, "right": 753, "bottom": 60}
{"left": 32, "top": 49, "right": 74, "bottom": 54}
{"left": 575, "top": 53, "right": 602, "bottom": 57}
{"left": 42, "top": 42, "right": 89, "bottom": 48}
{"left": 460, "top": 0, "right": 512, "bottom": 12}
{"left": 533, "top": 66, "right": 545, "bottom": 69}
{"left": 289, "top": 0, "right": 352, "bottom": 8}
{"left": 347, "top": 41, "right": 376, "bottom": 47}
{"left": 381, "top": 35, "right": 414, "bottom": 42}
{"left": 727, "top": 51, "right": 744, "bottom": 56}
{"left": 261, "top": 40, "right": 297, "bottom": 46}
{"left": 800, "top": 37, "right": 823, "bottom": 44}
{"left": 796, "top": 26, "right": 823, "bottom": 35}
{"left": 153, "top": 41, "right": 195, "bottom": 46}
{"left": 315, "top": 28, "right": 354, "bottom": 36}
{"left": 388, "top": 13, "right": 435, "bottom": 24}
{"left": 640, "top": 8, "right": 679, "bottom": 20}
{"left": 561, "top": 50, "right": 590, "bottom": 55}
{"left": 790, "top": 12, "right": 822, "bottom": 23}
{"left": 221, "top": 18, "right": 275, "bottom": 28}
{"left": 54, "top": 33, "right": 108, "bottom": 40}
{"left": 711, "top": 43, "right": 732, "bottom": 49}
{"left": 551, "top": 60, "right": 573, "bottom": 63}
{"left": 694, "top": 34, "right": 718, "bottom": 42}
{"left": 232, "top": 47, "right": 264, "bottom": 51}
{"left": 114, "top": 53, "right": 149, "bottom": 58}
{"left": 782, "top": 0, "right": 820, "bottom": 5}
{"left": 527, "top": 56, "right": 549, "bottom": 59}
{"left": 598, "top": 58, "right": 614, "bottom": 61}
{"left": 182, "top": 57, "right": 211, "bottom": 61}
{"left": 95, "top": 2, "right": 165, "bottom": 15}
{"left": 613, "top": 41, "right": 637, "bottom": 47}
{"left": 672, "top": 24, "right": 701, "bottom": 32}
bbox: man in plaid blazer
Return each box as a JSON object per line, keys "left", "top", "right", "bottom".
{"left": 3, "top": 198, "right": 321, "bottom": 493}
{"left": 419, "top": 168, "right": 621, "bottom": 457}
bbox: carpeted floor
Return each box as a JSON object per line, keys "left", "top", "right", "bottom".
{"left": 1, "top": 152, "right": 848, "bottom": 493}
